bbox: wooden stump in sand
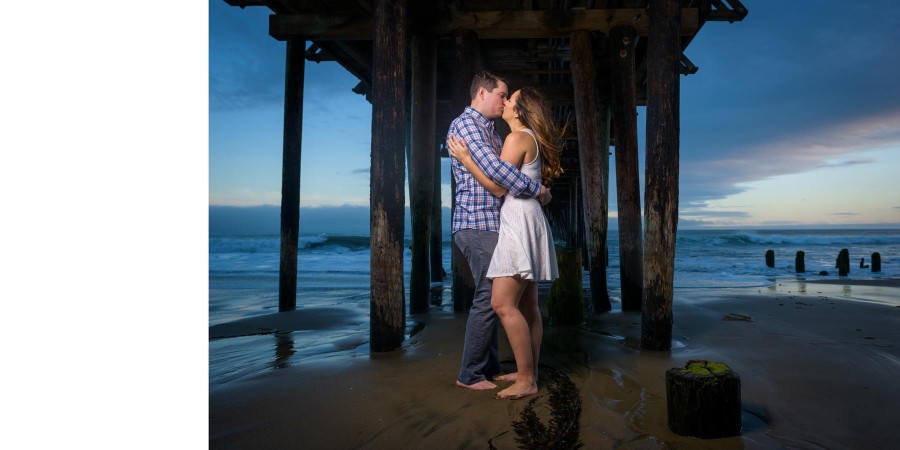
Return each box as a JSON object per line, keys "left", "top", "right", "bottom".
{"left": 547, "top": 247, "right": 585, "bottom": 326}
{"left": 666, "top": 360, "right": 741, "bottom": 438}
{"left": 765, "top": 250, "right": 774, "bottom": 268}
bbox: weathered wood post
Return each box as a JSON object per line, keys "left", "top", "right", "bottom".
{"left": 547, "top": 247, "right": 585, "bottom": 326}
{"left": 449, "top": 29, "right": 478, "bottom": 312}
{"left": 430, "top": 150, "right": 443, "bottom": 284}
{"left": 872, "top": 252, "right": 882, "bottom": 272}
{"left": 666, "top": 360, "right": 741, "bottom": 438}
{"left": 837, "top": 248, "right": 850, "bottom": 277}
{"left": 795, "top": 251, "right": 805, "bottom": 273}
{"left": 765, "top": 250, "right": 774, "bottom": 268}
{"left": 610, "top": 25, "right": 643, "bottom": 312}
{"left": 571, "top": 29, "right": 611, "bottom": 314}
{"left": 642, "top": 0, "right": 681, "bottom": 351}
{"left": 408, "top": 26, "right": 437, "bottom": 314}
{"left": 278, "top": 36, "right": 306, "bottom": 312}
{"left": 370, "top": 0, "right": 408, "bottom": 352}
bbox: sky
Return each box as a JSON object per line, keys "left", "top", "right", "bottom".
{"left": 210, "top": 0, "right": 900, "bottom": 230}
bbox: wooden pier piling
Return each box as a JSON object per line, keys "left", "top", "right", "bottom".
{"left": 642, "top": 0, "right": 681, "bottom": 351}
{"left": 571, "top": 29, "right": 611, "bottom": 314}
{"left": 408, "top": 27, "right": 437, "bottom": 314}
{"left": 449, "top": 28, "right": 478, "bottom": 313}
{"left": 547, "top": 247, "right": 585, "bottom": 326}
{"left": 369, "top": 0, "right": 408, "bottom": 352}
{"left": 278, "top": 37, "right": 306, "bottom": 313}
{"left": 795, "top": 251, "right": 805, "bottom": 273}
{"left": 610, "top": 24, "right": 643, "bottom": 312}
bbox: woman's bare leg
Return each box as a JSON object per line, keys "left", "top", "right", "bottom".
{"left": 495, "top": 281, "right": 541, "bottom": 384}
{"left": 491, "top": 276, "right": 538, "bottom": 399}
{"left": 520, "top": 281, "right": 542, "bottom": 380}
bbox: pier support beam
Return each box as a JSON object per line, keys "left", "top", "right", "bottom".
{"left": 370, "top": 0, "right": 408, "bottom": 352}
{"left": 430, "top": 151, "right": 443, "bottom": 284}
{"left": 278, "top": 36, "right": 305, "bottom": 312}
{"left": 571, "top": 30, "right": 611, "bottom": 313}
{"left": 642, "top": 0, "right": 681, "bottom": 351}
{"left": 610, "top": 25, "right": 643, "bottom": 312}
{"left": 450, "top": 29, "right": 478, "bottom": 312}
{"left": 409, "top": 28, "right": 437, "bottom": 314}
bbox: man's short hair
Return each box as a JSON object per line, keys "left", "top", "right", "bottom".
{"left": 470, "top": 71, "right": 507, "bottom": 100}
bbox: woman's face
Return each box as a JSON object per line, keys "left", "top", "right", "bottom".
{"left": 503, "top": 90, "right": 521, "bottom": 123}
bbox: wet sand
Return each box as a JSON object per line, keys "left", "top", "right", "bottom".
{"left": 210, "top": 278, "right": 900, "bottom": 449}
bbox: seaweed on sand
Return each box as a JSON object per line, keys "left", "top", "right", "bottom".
{"left": 510, "top": 367, "right": 583, "bottom": 449}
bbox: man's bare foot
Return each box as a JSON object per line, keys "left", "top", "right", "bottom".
{"left": 493, "top": 373, "right": 517, "bottom": 383}
{"left": 456, "top": 379, "right": 497, "bottom": 390}
{"left": 493, "top": 381, "right": 538, "bottom": 400}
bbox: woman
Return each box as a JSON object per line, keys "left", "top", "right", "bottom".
{"left": 447, "top": 87, "right": 565, "bottom": 400}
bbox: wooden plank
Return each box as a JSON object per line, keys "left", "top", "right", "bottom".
{"left": 270, "top": 8, "right": 700, "bottom": 40}
{"left": 642, "top": 0, "right": 680, "bottom": 351}
{"left": 278, "top": 37, "right": 305, "bottom": 312}
{"left": 443, "top": 9, "right": 698, "bottom": 39}
{"left": 570, "top": 30, "right": 611, "bottom": 314}
{"left": 609, "top": 25, "right": 644, "bottom": 312}
{"left": 409, "top": 30, "right": 437, "bottom": 314}
{"left": 370, "top": 0, "right": 408, "bottom": 352}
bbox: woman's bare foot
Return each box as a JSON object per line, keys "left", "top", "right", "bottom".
{"left": 493, "top": 373, "right": 518, "bottom": 383}
{"left": 456, "top": 379, "right": 497, "bottom": 390}
{"left": 493, "top": 380, "right": 538, "bottom": 400}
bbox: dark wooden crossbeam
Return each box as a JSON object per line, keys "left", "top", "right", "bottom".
{"left": 706, "top": 0, "right": 748, "bottom": 23}
{"left": 269, "top": 8, "right": 700, "bottom": 40}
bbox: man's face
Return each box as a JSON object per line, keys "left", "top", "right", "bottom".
{"left": 502, "top": 90, "right": 521, "bottom": 123}
{"left": 481, "top": 81, "right": 509, "bottom": 120}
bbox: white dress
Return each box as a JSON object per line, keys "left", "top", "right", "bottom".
{"left": 486, "top": 129, "right": 559, "bottom": 281}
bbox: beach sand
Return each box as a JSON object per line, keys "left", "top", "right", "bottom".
{"left": 210, "top": 278, "right": 900, "bottom": 449}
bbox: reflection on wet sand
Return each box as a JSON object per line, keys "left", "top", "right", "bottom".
{"left": 211, "top": 280, "right": 900, "bottom": 449}
{"left": 273, "top": 331, "right": 294, "bottom": 369}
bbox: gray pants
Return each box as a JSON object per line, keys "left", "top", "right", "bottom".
{"left": 454, "top": 229, "right": 500, "bottom": 385}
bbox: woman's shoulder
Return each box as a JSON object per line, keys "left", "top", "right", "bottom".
{"left": 504, "top": 130, "right": 535, "bottom": 146}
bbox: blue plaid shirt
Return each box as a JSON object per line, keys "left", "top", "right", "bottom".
{"left": 448, "top": 107, "right": 541, "bottom": 233}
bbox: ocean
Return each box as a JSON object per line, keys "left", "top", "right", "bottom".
{"left": 209, "top": 229, "right": 900, "bottom": 327}
{"left": 209, "top": 228, "right": 899, "bottom": 387}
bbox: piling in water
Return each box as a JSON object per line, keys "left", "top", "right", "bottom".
{"left": 765, "top": 250, "right": 775, "bottom": 268}
{"left": 837, "top": 249, "right": 850, "bottom": 277}
{"left": 871, "top": 252, "right": 881, "bottom": 272}
{"left": 795, "top": 251, "right": 805, "bottom": 273}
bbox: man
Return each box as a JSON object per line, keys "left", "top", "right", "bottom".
{"left": 448, "top": 71, "right": 551, "bottom": 390}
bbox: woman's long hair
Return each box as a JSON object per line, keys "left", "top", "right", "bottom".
{"left": 513, "top": 87, "right": 567, "bottom": 186}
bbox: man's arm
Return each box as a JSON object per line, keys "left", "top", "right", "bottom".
{"left": 457, "top": 120, "right": 541, "bottom": 199}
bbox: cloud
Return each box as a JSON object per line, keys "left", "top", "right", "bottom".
{"left": 681, "top": 208, "right": 750, "bottom": 219}
{"left": 815, "top": 159, "right": 874, "bottom": 169}
{"left": 678, "top": 0, "right": 900, "bottom": 205}
{"left": 679, "top": 111, "right": 900, "bottom": 205}
{"left": 676, "top": 218, "right": 717, "bottom": 229}
{"left": 208, "top": 1, "right": 285, "bottom": 111}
